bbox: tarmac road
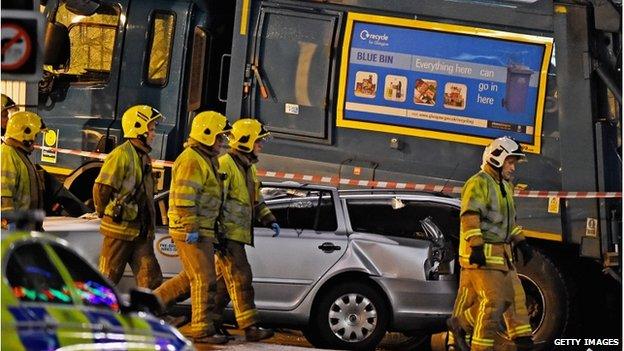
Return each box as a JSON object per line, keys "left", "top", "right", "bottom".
{"left": 192, "top": 328, "right": 332, "bottom": 351}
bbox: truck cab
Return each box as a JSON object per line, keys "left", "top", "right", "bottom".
{"left": 38, "top": 0, "right": 234, "bottom": 199}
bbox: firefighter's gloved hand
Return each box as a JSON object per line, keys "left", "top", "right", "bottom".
{"left": 270, "top": 222, "right": 280, "bottom": 237}
{"left": 185, "top": 232, "right": 199, "bottom": 244}
{"left": 515, "top": 240, "right": 533, "bottom": 266}
{"left": 469, "top": 245, "right": 486, "bottom": 267}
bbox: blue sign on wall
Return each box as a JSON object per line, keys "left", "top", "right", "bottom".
{"left": 336, "top": 13, "right": 553, "bottom": 153}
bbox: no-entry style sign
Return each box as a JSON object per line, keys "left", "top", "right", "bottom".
{"left": 1, "top": 10, "right": 45, "bottom": 82}
{"left": 1, "top": 22, "right": 33, "bottom": 71}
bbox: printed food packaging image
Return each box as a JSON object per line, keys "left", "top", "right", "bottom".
{"left": 384, "top": 75, "right": 407, "bottom": 102}
{"left": 354, "top": 71, "right": 378, "bottom": 98}
{"left": 414, "top": 78, "right": 437, "bottom": 106}
{"left": 444, "top": 83, "right": 467, "bottom": 110}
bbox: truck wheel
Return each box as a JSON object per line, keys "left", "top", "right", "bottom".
{"left": 515, "top": 249, "right": 573, "bottom": 344}
{"left": 305, "top": 281, "right": 389, "bottom": 350}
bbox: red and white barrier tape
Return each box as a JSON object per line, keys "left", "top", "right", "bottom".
{"left": 35, "top": 145, "right": 174, "bottom": 168}
{"left": 35, "top": 144, "right": 622, "bottom": 199}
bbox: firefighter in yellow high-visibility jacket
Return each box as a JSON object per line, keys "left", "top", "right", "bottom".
{"left": 93, "top": 105, "right": 163, "bottom": 290}
{"left": 1, "top": 111, "right": 47, "bottom": 230}
{"left": 153, "top": 111, "right": 232, "bottom": 345}
{"left": 447, "top": 136, "right": 534, "bottom": 351}
{"left": 215, "top": 118, "right": 279, "bottom": 342}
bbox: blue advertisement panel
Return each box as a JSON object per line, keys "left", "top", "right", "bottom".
{"left": 336, "top": 13, "right": 553, "bottom": 153}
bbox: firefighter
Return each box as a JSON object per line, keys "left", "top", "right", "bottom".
{"left": 1, "top": 111, "right": 47, "bottom": 230}
{"left": 93, "top": 105, "right": 163, "bottom": 290}
{"left": 153, "top": 111, "right": 232, "bottom": 344}
{"left": 447, "top": 136, "right": 534, "bottom": 351}
{"left": 1, "top": 94, "right": 18, "bottom": 137}
{"left": 215, "top": 118, "right": 279, "bottom": 341}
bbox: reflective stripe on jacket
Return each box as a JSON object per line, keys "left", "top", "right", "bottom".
{"left": 459, "top": 170, "right": 523, "bottom": 271}
{"left": 219, "top": 153, "right": 272, "bottom": 245}
{"left": 94, "top": 141, "right": 143, "bottom": 240}
{"left": 168, "top": 146, "right": 223, "bottom": 240}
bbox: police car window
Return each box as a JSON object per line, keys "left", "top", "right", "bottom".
{"left": 263, "top": 188, "right": 338, "bottom": 232}
{"left": 50, "top": 244, "right": 120, "bottom": 312}
{"left": 50, "top": 3, "right": 120, "bottom": 83}
{"left": 6, "top": 243, "right": 73, "bottom": 305}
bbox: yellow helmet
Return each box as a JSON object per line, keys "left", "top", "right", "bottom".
{"left": 1, "top": 94, "right": 16, "bottom": 111}
{"left": 229, "top": 118, "right": 269, "bottom": 153}
{"left": 189, "top": 111, "right": 232, "bottom": 147}
{"left": 5, "top": 111, "right": 47, "bottom": 143}
{"left": 121, "top": 105, "right": 163, "bottom": 139}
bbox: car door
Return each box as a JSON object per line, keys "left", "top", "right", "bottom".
{"left": 3, "top": 240, "right": 93, "bottom": 350}
{"left": 247, "top": 186, "right": 348, "bottom": 311}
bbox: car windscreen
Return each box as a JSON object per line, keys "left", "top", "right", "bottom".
{"left": 49, "top": 243, "right": 120, "bottom": 312}
{"left": 6, "top": 242, "right": 74, "bottom": 305}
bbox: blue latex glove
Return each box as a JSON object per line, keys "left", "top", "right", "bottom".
{"left": 185, "top": 232, "right": 199, "bottom": 243}
{"left": 271, "top": 222, "right": 280, "bottom": 237}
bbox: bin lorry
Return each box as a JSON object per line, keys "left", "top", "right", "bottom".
{"left": 14, "top": 0, "right": 623, "bottom": 346}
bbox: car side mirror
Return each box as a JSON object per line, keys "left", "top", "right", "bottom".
{"left": 125, "top": 288, "right": 164, "bottom": 315}
{"left": 44, "top": 22, "right": 70, "bottom": 69}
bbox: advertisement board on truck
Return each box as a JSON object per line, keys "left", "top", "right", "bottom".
{"left": 336, "top": 13, "right": 553, "bottom": 153}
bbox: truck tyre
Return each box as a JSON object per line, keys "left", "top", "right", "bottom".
{"left": 305, "top": 281, "right": 389, "bottom": 350}
{"left": 515, "top": 248, "right": 573, "bottom": 344}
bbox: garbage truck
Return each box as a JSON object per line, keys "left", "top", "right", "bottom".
{"left": 8, "top": 0, "right": 621, "bottom": 346}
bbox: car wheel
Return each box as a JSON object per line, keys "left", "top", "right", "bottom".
{"left": 307, "top": 281, "right": 389, "bottom": 350}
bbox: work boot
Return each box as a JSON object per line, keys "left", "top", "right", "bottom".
{"left": 446, "top": 317, "right": 470, "bottom": 351}
{"left": 245, "top": 325, "right": 275, "bottom": 341}
{"left": 191, "top": 333, "right": 229, "bottom": 344}
{"left": 178, "top": 323, "right": 229, "bottom": 345}
{"left": 514, "top": 336, "right": 534, "bottom": 350}
{"left": 161, "top": 314, "right": 188, "bottom": 328}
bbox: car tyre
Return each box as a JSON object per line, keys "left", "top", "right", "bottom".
{"left": 306, "top": 281, "right": 389, "bottom": 350}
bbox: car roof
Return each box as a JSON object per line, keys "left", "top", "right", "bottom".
{"left": 340, "top": 193, "right": 461, "bottom": 207}
{"left": 261, "top": 181, "right": 460, "bottom": 206}
{"left": 1, "top": 231, "right": 72, "bottom": 257}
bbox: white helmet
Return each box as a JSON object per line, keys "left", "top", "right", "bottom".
{"left": 482, "top": 136, "right": 526, "bottom": 169}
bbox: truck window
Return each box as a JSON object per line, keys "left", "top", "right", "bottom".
{"left": 51, "top": 4, "right": 120, "bottom": 83}
{"left": 188, "top": 27, "right": 208, "bottom": 111}
{"left": 146, "top": 12, "right": 176, "bottom": 86}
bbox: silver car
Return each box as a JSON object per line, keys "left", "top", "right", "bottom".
{"left": 45, "top": 182, "right": 462, "bottom": 350}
